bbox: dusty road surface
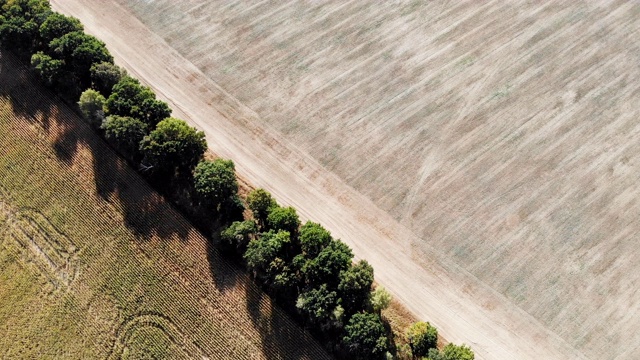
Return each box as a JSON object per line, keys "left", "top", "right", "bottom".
{"left": 50, "top": 1, "right": 637, "bottom": 359}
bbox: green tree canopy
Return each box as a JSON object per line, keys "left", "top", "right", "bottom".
{"left": 0, "top": 0, "right": 51, "bottom": 52}
{"left": 77, "top": 88, "right": 106, "bottom": 127}
{"left": 101, "top": 115, "right": 148, "bottom": 159}
{"left": 370, "top": 286, "right": 392, "bottom": 313}
{"left": 90, "top": 61, "right": 126, "bottom": 96}
{"left": 31, "top": 51, "right": 62, "bottom": 87}
{"left": 302, "top": 239, "right": 353, "bottom": 289}
{"left": 49, "top": 31, "right": 112, "bottom": 90}
{"left": 427, "top": 343, "right": 474, "bottom": 360}
{"left": 299, "top": 221, "right": 332, "bottom": 258}
{"left": 246, "top": 188, "right": 276, "bottom": 226}
{"left": 266, "top": 206, "right": 300, "bottom": 235}
{"left": 221, "top": 193, "right": 245, "bottom": 224}
{"left": 39, "top": 12, "right": 82, "bottom": 44}
{"left": 338, "top": 260, "right": 373, "bottom": 314}
{"left": 106, "top": 76, "right": 171, "bottom": 126}
{"left": 244, "top": 230, "right": 291, "bottom": 283}
{"left": 221, "top": 220, "right": 257, "bottom": 253}
{"left": 342, "top": 312, "right": 389, "bottom": 359}
{"left": 193, "top": 159, "right": 238, "bottom": 211}
{"left": 139, "top": 117, "right": 207, "bottom": 177}
{"left": 6, "top": 8, "right": 114, "bottom": 97}
{"left": 407, "top": 321, "right": 438, "bottom": 357}
{"left": 296, "top": 284, "right": 342, "bottom": 331}
{"left": 271, "top": 257, "right": 302, "bottom": 297}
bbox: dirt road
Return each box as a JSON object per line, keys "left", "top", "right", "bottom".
{"left": 51, "top": 1, "right": 587, "bottom": 359}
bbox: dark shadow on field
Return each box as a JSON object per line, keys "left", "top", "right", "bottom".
{"left": 205, "top": 232, "right": 332, "bottom": 359}
{"left": 244, "top": 250, "right": 333, "bottom": 359}
{"left": 205, "top": 229, "right": 244, "bottom": 292}
{"left": 0, "top": 50, "right": 188, "bottom": 241}
{"left": 0, "top": 51, "right": 53, "bottom": 131}
{"left": 0, "top": 49, "right": 331, "bottom": 360}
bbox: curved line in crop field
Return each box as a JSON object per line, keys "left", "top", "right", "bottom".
{"left": 0, "top": 199, "right": 79, "bottom": 290}
{"left": 107, "top": 312, "right": 208, "bottom": 360}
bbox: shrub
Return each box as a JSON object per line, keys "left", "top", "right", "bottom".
{"left": 370, "top": 286, "right": 392, "bottom": 313}
{"left": 78, "top": 88, "right": 106, "bottom": 127}
{"left": 407, "top": 321, "right": 438, "bottom": 357}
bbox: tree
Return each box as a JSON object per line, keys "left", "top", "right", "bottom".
{"left": 338, "top": 260, "right": 374, "bottom": 314}
{"left": 296, "top": 284, "right": 342, "bottom": 331}
{"left": 78, "top": 88, "right": 106, "bottom": 127}
{"left": 90, "top": 61, "right": 126, "bottom": 96}
{"left": 246, "top": 188, "right": 276, "bottom": 226}
{"left": 342, "top": 312, "right": 389, "bottom": 359}
{"left": 427, "top": 344, "right": 474, "bottom": 360}
{"left": 105, "top": 76, "right": 142, "bottom": 115}
{"left": 101, "top": 115, "right": 148, "bottom": 159}
{"left": 302, "top": 239, "right": 353, "bottom": 289}
{"left": 427, "top": 349, "right": 441, "bottom": 360}
{"left": 49, "top": 31, "right": 113, "bottom": 90}
{"left": 0, "top": 0, "right": 51, "bottom": 52}
{"left": 220, "top": 220, "right": 257, "bottom": 253}
{"left": 407, "top": 321, "right": 438, "bottom": 357}
{"left": 193, "top": 159, "right": 238, "bottom": 211}
{"left": 370, "top": 286, "right": 392, "bottom": 313}
{"left": 31, "top": 51, "right": 62, "bottom": 87}
{"left": 106, "top": 76, "right": 171, "bottom": 126}
{"left": 274, "top": 252, "right": 307, "bottom": 296}
{"left": 139, "top": 117, "right": 207, "bottom": 177}
{"left": 244, "top": 230, "right": 290, "bottom": 284}
{"left": 266, "top": 206, "right": 300, "bottom": 235}
{"left": 138, "top": 96, "right": 172, "bottom": 127}
{"left": 39, "top": 12, "right": 82, "bottom": 44}
{"left": 220, "top": 193, "right": 245, "bottom": 224}
{"left": 299, "top": 221, "right": 332, "bottom": 258}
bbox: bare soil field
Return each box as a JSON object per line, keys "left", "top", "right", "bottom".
{"left": 0, "top": 52, "right": 329, "bottom": 359}
{"left": 51, "top": 1, "right": 640, "bottom": 359}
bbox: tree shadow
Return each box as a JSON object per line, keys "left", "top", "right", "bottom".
{"left": 1, "top": 49, "right": 332, "bottom": 359}
{"left": 203, "top": 233, "right": 331, "bottom": 359}
{"left": 382, "top": 314, "right": 399, "bottom": 358}
{"left": 0, "top": 50, "right": 188, "bottom": 241}
{"left": 0, "top": 51, "right": 53, "bottom": 131}
{"left": 243, "top": 263, "right": 333, "bottom": 359}
{"left": 205, "top": 227, "right": 245, "bottom": 292}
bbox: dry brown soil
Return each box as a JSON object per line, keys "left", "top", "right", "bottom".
{"left": 51, "top": 1, "right": 640, "bottom": 359}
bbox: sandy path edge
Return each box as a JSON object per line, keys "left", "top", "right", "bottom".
{"left": 50, "top": 1, "right": 588, "bottom": 359}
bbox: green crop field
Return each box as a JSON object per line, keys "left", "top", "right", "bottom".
{"left": 0, "top": 51, "right": 329, "bottom": 360}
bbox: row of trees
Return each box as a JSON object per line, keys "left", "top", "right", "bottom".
{"left": 1, "top": 1, "right": 474, "bottom": 359}
{"left": 0, "top": 0, "right": 112, "bottom": 99}
{"left": 225, "top": 189, "right": 392, "bottom": 357}
{"left": 227, "top": 188, "right": 473, "bottom": 359}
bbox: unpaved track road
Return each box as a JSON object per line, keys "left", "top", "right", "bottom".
{"left": 51, "top": 1, "right": 587, "bottom": 359}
